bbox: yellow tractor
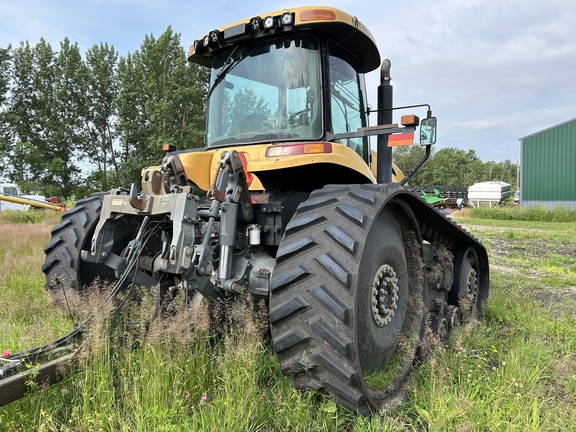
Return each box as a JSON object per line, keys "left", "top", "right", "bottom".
{"left": 36, "top": 6, "right": 488, "bottom": 413}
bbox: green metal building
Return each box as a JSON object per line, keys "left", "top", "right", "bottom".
{"left": 519, "top": 118, "right": 576, "bottom": 209}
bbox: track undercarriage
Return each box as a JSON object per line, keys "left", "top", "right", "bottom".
{"left": 1, "top": 151, "right": 488, "bottom": 413}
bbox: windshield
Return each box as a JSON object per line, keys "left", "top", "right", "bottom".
{"left": 206, "top": 37, "right": 322, "bottom": 147}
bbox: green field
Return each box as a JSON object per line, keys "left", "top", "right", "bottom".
{"left": 1, "top": 208, "right": 575, "bottom": 431}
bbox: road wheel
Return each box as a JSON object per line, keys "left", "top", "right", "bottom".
{"left": 270, "top": 184, "right": 426, "bottom": 414}
{"left": 450, "top": 246, "right": 481, "bottom": 322}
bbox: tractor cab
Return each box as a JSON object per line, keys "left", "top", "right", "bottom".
{"left": 189, "top": 7, "right": 381, "bottom": 163}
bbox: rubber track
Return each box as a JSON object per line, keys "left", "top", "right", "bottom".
{"left": 270, "top": 183, "right": 490, "bottom": 413}
{"left": 271, "top": 183, "right": 400, "bottom": 413}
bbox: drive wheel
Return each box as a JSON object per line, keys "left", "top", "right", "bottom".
{"left": 270, "top": 184, "right": 426, "bottom": 414}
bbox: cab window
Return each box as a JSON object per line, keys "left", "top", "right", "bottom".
{"left": 328, "top": 44, "right": 367, "bottom": 155}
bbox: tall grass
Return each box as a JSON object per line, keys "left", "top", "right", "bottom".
{"left": 1, "top": 211, "right": 576, "bottom": 430}
{"left": 0, "top": 211, "right": 71, "bottom": 351}
{"left": 469, "top": 205, "right": 576, "bottom": 222}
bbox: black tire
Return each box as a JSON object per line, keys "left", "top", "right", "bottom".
{"left": 43, "top": 192, "right": 173, "bottom": 323}
{"left": 42, "top": 193, "right": 110, "bottom": 292}
{"left": 42, "top": 192, "right": 144, "bottom": 291}
{"left": 269, "top": 184, "right": 426, "bottom": 414}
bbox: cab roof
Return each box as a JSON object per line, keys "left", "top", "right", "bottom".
{"left": 188, "top": 6, "right": 381, "bottom": 73}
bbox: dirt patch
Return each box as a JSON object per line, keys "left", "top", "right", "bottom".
{"left": 529, "top": 287, "right": 576, "bottom": 318}
{"left": 459, "top": 222, "right": 576, "bottom": 320}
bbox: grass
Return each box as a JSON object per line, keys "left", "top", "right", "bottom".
{"left": 1, "top": 209, "right": 576, "bottom": 430}
{"left": 467, "top": 205, "right": 576, "bottom": 223}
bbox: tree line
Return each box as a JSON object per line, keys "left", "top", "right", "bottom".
{"left": 0, "top": 29, "right": 517, "bottom": 199}
{"left": 0, "top": 27, "right": 208, "bottom": 199}
{"left": 393, "top": 145, "right": 518, "bottom": 191}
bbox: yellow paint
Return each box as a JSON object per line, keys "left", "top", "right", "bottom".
{"left": 173, "top": 142, "right": 378, "bottom": 192}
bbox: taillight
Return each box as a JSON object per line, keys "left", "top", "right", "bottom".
{"left": 265, "top": 142, "right": 332, "bottom": 157}
{"left": 388, "top": 132, "right": 414, "bottom": 147}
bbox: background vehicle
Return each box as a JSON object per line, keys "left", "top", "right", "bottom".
{"left": 0, "top": 179, "right": 65, "bottom": 212}
{"left": 3, "top": 6, "right": 489, "bottom": 414}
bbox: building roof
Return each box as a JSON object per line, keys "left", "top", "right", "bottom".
{"left": 519, "top": 117, "right": 576, "bottom": 141}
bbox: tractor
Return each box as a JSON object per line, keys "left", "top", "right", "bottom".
{"left": 5, "top": 6, "right": 489, "bottom": 414}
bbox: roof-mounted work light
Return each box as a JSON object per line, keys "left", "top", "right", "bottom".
{"left": 249, "top": 16, "right": 263, "bottom": 30}
{"left": 209, "top": 30, "right": 222, "bottom": 43}
{"left": 263, "top": 16, "right": 275, "bottom": 29}
{"left": 281, "top": 12, "right": 294, "bottom": 26}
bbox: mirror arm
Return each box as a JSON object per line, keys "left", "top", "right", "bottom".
{"left": 328, "top": 125, "right": 415, "bottom": 141}
{"left": 367, "top": 103, "right": 432, "bottom": 119}
{"left": 399, "top": 144, "right": 431, "bottom": 186}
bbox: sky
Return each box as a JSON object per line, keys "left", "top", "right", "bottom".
{"left": 1, "top": 0, "right": 575, "bottom": 164}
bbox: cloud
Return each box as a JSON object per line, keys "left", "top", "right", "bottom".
{"left": 352, "top": 0, "right": 576, "bottom": 162}
{"left": 1, "top": 0, "right": 574, "bottom": 163}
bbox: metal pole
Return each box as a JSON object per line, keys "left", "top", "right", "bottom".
{"left": 377, "top": 59, "right": 393, "bottom": 184}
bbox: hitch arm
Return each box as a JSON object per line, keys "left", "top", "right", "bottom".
{"left": 208, "top": 150, "right": 253, "bottom": 222}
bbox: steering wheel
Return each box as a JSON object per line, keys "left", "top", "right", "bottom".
{"left": 288, "top": 108, "right": 311, "bottom": 126}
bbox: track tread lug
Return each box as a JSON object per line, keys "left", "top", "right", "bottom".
{"left": 284, "top": 212, "right": 327, "bottom": 236}
{"left": 315, "top": 253, "right": 351, "bottom": 289}
{"left": 348, "top": 187, "right": 380, "bottom": 206}
{"left": 312, "top": 351, "right": 358, "bottom": 385}
{"left": 334, "top": 203, "right": 367, "bottom": 227}
{"left": 273, "top": 327, "right": 311, "bottom": 353}
{"left": 310, "top": 284, "right": 351, "bottom": 325}
{"left": 269, "top": 295, "right": 309, "bottom": 324}
{"left": 323, "top": 375, "right": 365, "bottom": 406}
{"left": 275, "top": 236, "right": 318, "bottom": 263}
{"left": 271, "top": 265, "right": 312, "bottom": 294}
{"left": 324, "top": 225, "right": 357, "bottom": 256}
{"left": 309, "top": 315, "right": 353, "bottom": 358}
{"left": 296, "top": 195, "right": 339, "bottom": 212}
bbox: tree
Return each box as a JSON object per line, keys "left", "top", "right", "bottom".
{"left": 176, "top": 53, "right": 208, "bottom": 149}
{"left": 426, "top": 147, "right": 484, "bottom": 188}
{"left": 4, "top": 39, "right": 85, "bottom": 197}
{"left": 0, "top": 45, "right": 10, "bottom": 106}
{"left": 51, "top": 38, "right": 86, "bottom": 197}
{"left": 116, "top": 27, "right": 208, "bottom": 186}
{"left": 3, "top": 42, "right": 37, "bottom": 186}
{"left": 82, "top": 43, "right": 121, "bottom": 189}
{"left": 0, "top": 45, "right": 12, "bottom": 173}
{"left": 481, "top": 159, "right": 517, "bottom": 187}
{"left": 24, "top": 38, "right": 85, "bottom": 198}
{"left": 392, "top": 144, "right": 434, "bottom": 187}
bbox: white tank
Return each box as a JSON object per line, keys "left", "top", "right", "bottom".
{"left": 468, "top": 181, "right": 512, "bottom": 207}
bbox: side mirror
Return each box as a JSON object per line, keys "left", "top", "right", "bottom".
{"left": 420, "top": 116, "right": 437, "bottom": 146}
